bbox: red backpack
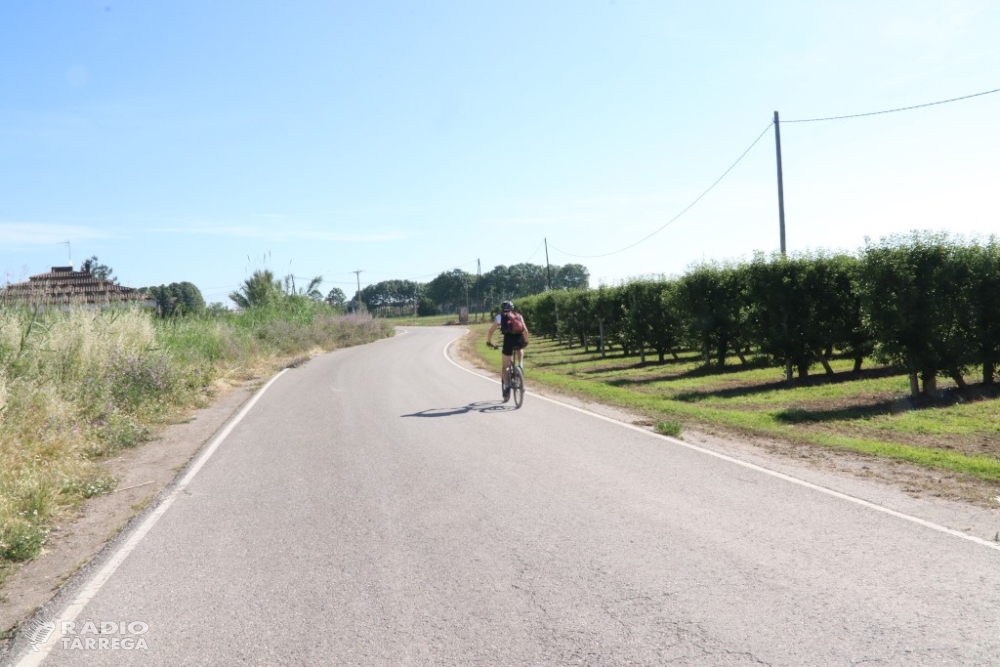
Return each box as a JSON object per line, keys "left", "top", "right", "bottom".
{"left": 500, "top": 311, "right": 525, "bottom": 335}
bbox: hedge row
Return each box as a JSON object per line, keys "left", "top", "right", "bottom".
{"left": 516, "top": 232, "right": 1000, "bottom": 397}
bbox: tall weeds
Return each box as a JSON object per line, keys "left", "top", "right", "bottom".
{"left": 0, "top": 304, "right": 393, "bottom": 575}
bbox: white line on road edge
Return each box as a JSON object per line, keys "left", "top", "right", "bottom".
{"left": 15, "top": 370, "right": 289, "bottom": 667}
{"left": 444, "top": 336, "right": 1000, "bottom": 554}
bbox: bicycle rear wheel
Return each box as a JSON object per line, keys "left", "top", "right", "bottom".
{"left": 511, "top": 366, "right": 525, "bottom": 408}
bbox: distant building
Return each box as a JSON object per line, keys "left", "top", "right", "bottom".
{"left": 0, "top": 266, "right": 154, "bottom": 309}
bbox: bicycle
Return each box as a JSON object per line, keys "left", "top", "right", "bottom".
{"left": 488, "top": 343, "right": 525, "bottom": 408}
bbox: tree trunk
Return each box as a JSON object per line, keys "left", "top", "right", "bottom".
{"left": 670, "top": 349, "right": 679, "bottom": 361}
{"left": 984, "top": 361, "right": 995, "bottom": 386}
{"left": 819, "top": 355, "right": 835, "bottom": 376}
{"left": 785, "top": 359, "right": 794, "bottom": 383}
{"left": 921, "top": 372, "right": 939, "bottom": 398}
{"left": 599, "top": 320, "right": 606, "bottom": 359}
{"left": 949, "top": 371, "right": 967, "bottom": 389}
{"left": 853, "top": 356, "right": 864, "bottom": 373}
{"left": 797, "top": 362, "right": 810, "bottom": 379}
{"left": 909, "top": 372, "right": 920, "bottom": 398}
{"left": 734, "top": 348, "right": 748, "bottom": 365}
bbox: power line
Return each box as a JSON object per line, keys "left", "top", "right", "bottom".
{"left": 549, "top": 122, "right": 775, "bottom": 259}
{"left": 525, "top": 240, "right": 545, "bottom": 264}
{"left": 784, "top": 86, "right": 1000, "bottom": 123}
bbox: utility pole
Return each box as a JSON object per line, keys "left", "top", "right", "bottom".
{"left": 544, "top": 238, "right": 552, "bottom": 291}
{"left": 545, "top": 237, "right": 559, "bottom": 335}
{"left": 476, "top": 259, "right": 482, "bottom": 322}
{"left": 352, "top": 269, "right": 363, "bottom": 313}
{"left": 775, "top": 111, "right": 792, "bottom": 382}
{"left": 774, "top": 111, "right": 787, "bottom": 255}
{"left": 464, "top": 275, "right": 470, "bottom": 322}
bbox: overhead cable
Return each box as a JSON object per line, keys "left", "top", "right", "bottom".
{"left": 549, "top": 122, "right": 774, "bottom": 259}
{"left": 784, "top": 86, "right": 1000, "bottom": 123}
{"left": 525, "top": 240, "right": 545, "bottom": 264}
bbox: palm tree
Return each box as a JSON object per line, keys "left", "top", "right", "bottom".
{"left": 283, "top": 275, "right": 324, "bottom": 302}
{"left": 229, "top": 269, "right": 283, "bottom": 309}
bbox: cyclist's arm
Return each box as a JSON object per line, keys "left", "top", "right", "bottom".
{"left": 486, "top": 321, "right": 499, "bottom": 346}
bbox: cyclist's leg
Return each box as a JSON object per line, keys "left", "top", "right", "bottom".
{"left": 501, "top": 335, "right": 515, "bottom": 387}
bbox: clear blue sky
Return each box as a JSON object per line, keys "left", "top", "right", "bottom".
{"left": 2, "top": 1, "right": 998, "bottom": 306}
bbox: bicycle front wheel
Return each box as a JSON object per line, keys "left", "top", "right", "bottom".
{"left": 512, "top": 366, "right": 525, "bottom": 408}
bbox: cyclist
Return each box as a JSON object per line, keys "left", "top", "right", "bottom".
{"left": 486, "top": 301, "right": 530, "bottom": 402}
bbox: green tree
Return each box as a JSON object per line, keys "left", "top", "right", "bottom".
{"left": 650, "top": 282, "right": 684, "bottom": 363}
{"left": 142, "top": 282, "right": 206, "bottom": 317}
{"left": 417, "top": 296, "right": 437, "bottom": 316}
{"left": 859, "top": 232, "right": 974, "bottom": 397}
{"left": 425, "top": 269, "right": 473, "bottom": 313}
{"left": 677, "top": 262, "right": 749, "bottom": 367}
{"left": 229, "top": 269, "right": 283, "bottom": 309}
{"left": 325, "top": 287, "right": 347, "bottom": 308}
{"left": 359, "top": 279, "right": 420, "bottom": 310}
{"left": 81, "top": 255, "right": 115, "bottom": 282}
{"left": 745, "top": 253, "right": 830, "bottom": 380}
{"left": 964, "top": 238, "right": 1000, "bottom": 385}
{"left": 554, "top": 263, "right": 590, "bottom": 290}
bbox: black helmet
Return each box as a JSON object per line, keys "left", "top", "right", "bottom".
{"left": 501, "top": 301, "right": 514, "bottom": 311}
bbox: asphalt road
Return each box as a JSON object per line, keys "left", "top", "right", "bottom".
{"left": 10, "top": 326, "right": 1000, "bottom": 666}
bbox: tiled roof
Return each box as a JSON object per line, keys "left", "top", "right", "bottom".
{"left": 0, "top": 266, "right": 149, "bottom": 306}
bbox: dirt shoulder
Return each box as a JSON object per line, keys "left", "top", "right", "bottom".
{"left": 0, "top": 380, "right": 260, "bottom": 645}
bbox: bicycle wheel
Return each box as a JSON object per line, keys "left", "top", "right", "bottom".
{"left": 512, "top": 365, "right": 525, "bottom": 408}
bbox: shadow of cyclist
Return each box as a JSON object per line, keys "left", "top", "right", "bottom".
{"left": 401, "top": 400, "right": 516, "bottom": 417}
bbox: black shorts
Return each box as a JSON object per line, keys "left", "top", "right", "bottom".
{"left": 502, "top": 334, "right": 527, "bottom": 356}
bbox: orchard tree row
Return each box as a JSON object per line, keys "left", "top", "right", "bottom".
{"left": 516, "top": 232, "right": 1000, "bottom": 398}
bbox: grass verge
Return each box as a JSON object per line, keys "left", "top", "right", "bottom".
{"left": 468, "top": 324, "right": 1000, "bottom": 486}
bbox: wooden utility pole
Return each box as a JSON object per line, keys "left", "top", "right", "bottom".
{"left": 352, "top": 269, "right": 363, "bottom": 312}
{"left": 774, "top": 111, "right": 787, "bottom": 255}
{"left": 545, "top": 237, "right": 559, "bottom": 335}
{"left": 774, "top": 112, "right": 793, "bottom": 382}
{"left": 544, "top": 238, "right": 552, "bottom": 291}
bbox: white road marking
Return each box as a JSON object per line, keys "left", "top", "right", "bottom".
{"left": 14, "top": 370, "right": 289, "bottom": 667}
{"left": 444, "top": 333, "right": 1000, "bottom": 553}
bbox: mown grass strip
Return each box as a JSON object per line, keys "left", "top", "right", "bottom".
{"left": 481, "top": 328, "right": 1000, "bottom": 484}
